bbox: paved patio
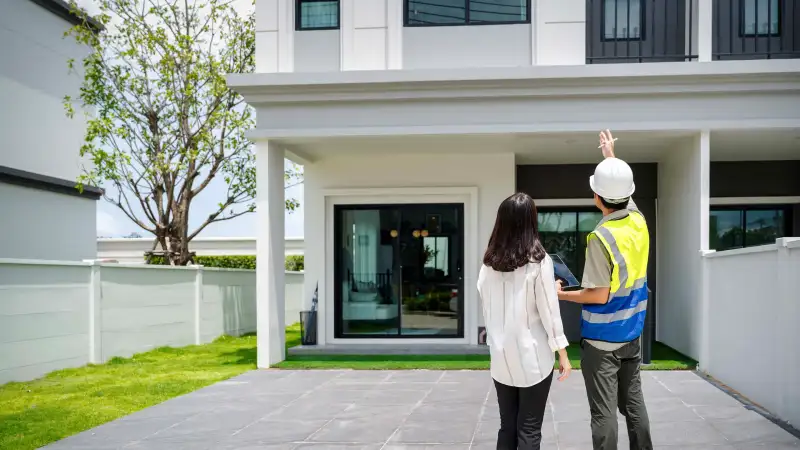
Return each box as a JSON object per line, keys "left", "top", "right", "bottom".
{"left": 46, "top": 370, "right": 799, "bottom": 449}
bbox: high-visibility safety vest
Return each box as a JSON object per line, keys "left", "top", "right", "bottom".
{"left": 581, "top": 211, "right": 650, "bottom": 343}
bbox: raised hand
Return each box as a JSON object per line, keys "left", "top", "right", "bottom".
{"left": 598, "top": 129, "right": 617, "bottom": 159}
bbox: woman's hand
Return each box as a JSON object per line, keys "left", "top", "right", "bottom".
{"left": 557, "top": 349, "right": 572, "bottom": 381}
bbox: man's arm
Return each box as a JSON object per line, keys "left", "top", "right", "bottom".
{"left": 557, "top": 285, "right": 610, "bottom": 304}
{"left": 557, "top": 235, "right": 612, "bottom": 305}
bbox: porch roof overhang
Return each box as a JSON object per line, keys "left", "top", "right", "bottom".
{"left": 227, "top": 60, "right": 800, "bottom": 161}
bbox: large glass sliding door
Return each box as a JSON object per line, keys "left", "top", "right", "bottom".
{"left": 537, "top": 208, "right": 603, "bottom": 342}
{"left": 334, "top": 203, "right": 464, "bottom": 338}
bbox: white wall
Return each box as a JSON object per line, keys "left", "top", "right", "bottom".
{"left": 0, "top": 0, "right": 90, "bottom": 181}
{"left": 702, "top": 238, "right": 800, "bottom": 428}
{"left": 0, "top": 183, "right": 96, "bottom": 261}
{"left": 295, "top": 30, "right": 341, "bottom": 72}
{"left": 97, "top": 237, "right": 305, "bottom": 263}
{"left": 304, "top": 152, "right": 516, "bottom": 344}
{"left": 535, "top": 0, "right": 586, "bottom": 65}
{"left": 254, "top": 0, "right": 595, "bottom": 73}
{"left": 0, "top": 261, "right": 91, "bottom": 384}
{"left": 656, "top": 132, "right": 710, "bottom": 360}
{"left": 0, "top": 260, "right": 302, "bottom": 384}
{"left": 403, "top": 25, "right": 532, "bottom": 70}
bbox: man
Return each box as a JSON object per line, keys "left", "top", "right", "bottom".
{"left": 556, "top": 130, "right": 652, "bottom": 450}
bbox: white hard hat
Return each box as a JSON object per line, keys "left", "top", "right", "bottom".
{"left": 590, "top": 158, "right": 635, "bottom": 200}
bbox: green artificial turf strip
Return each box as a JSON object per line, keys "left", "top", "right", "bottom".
{"left": 277, "top": 325, "right": 696, "bottom": 371}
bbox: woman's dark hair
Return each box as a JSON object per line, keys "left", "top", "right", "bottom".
{"left": 483, "top": 192, "right": 547, "bottom": 272}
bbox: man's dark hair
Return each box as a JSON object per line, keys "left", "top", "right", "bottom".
{"left": 483, "top": 192, "right": 547, "bottom": 272}
{"left": 599, "top": 196, "right": 629, "bottom": 211}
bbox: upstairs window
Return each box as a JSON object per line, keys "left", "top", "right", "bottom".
{"left": 297, "top": 0, "right": 340, "bottom": 30}
{"left": 602, "top": 0, "right": 643, "bottom": 40}
{"left": 405, "top": 0, "right": 530, "bottom": 26}
{"left": 740, "top": 0, "right": 780, "bottom": 36}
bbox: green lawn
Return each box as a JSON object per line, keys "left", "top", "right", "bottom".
{"left": 0, "top": 326, "right": 695, "bottom": 450}
{"left": 0, "top": 335, "right": 258, "bottom": 450}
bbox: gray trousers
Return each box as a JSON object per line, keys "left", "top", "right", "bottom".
{"left": 581, "top": 338, "right": 653, "bottom": 450}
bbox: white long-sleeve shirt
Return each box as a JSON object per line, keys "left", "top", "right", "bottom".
{"left": 477, "top": 254, "right": 569, "bottom": 387}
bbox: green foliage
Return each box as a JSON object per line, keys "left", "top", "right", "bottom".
{"left": 285, "top": 254, "right": 304, "bottom": 272}
{"left": 145, "top": 254, "right": 304, "bottom": 271}
{"left": 63, "top": 0, "right": 301, "bottom": 265}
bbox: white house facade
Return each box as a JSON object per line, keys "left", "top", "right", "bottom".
{"left": 0, "top": 0, "right": 102, "bottom": 261}
{"left": 228, "top": 0, "right": 800, "bottom": 367}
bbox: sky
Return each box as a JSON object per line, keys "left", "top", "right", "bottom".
{"left": 77, "top": 0, "right": 305, "bottom": 239}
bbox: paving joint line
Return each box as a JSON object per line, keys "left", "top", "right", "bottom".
{"left": 467, "top": 381, "right": 493, "bottom": 449}
{"left": 230, "top": 370, "right": 348, "bottom": 437}
{"left": 379, "top": 371, "right": 447, "bottom": 450}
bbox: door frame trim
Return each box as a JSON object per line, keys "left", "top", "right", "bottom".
{"left": 322, "top": 187, "right": 479, "bottom": 346}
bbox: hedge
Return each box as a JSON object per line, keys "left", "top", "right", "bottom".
{"left": 145, "top": 254, "right": 303, "bottom": 271}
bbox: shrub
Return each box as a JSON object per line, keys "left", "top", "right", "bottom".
{"left": 285, "top": 254, "right": 304, "bottom": 272}
{"left": 145, "top": 254, "right": 304, "bottom": 271}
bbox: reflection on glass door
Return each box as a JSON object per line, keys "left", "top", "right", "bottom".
{"left": 334, "top": 204, "right": 464, "bottom": 338}
{"left": 537, "top": 209, "right": 602, "bottom": 342}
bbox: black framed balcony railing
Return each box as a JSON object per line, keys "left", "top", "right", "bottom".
{"left": 586, "top": 0, "right": 698, "bottom": 63}
{"left": 713, "top": 0, "right": 799, "bottom": 60}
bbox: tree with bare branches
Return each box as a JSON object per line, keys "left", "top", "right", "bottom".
{"left": 64, "top": 0, "right": 299, "bottom": 265}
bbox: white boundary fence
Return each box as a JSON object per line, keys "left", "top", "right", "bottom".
{"left": 701, "top": 237, "right": 800, "bottom": 429}
{"left": 0, "top": 259, "right": 304, "bottom": 385}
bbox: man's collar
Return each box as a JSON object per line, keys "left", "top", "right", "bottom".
{"left": 596, "top": 208, "right": 630, "bottom": 229}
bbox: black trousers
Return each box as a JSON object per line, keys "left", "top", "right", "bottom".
{"left": 582, "top": 338, "right": 653, "bottom": 450}
{"left": 493, "top": 371, "right": 554, "bottom": 450}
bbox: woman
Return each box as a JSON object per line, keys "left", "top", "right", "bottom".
{"left": 477, "top": 192, "right": 571, "bottom": 450}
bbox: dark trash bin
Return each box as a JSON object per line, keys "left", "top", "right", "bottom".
{"left": 299, "top": 311, "right": 317, "bottom": 346}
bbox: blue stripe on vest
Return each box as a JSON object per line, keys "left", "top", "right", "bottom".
{"left": 581, "top": 309, "right": 647, "bottom": 343}
{"left": 584, "top": 283, "right": 648, "bottom": 315}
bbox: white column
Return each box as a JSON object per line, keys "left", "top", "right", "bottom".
{"left": 656, "top": 130, "right": 710, "bottom": 361}
{"left": 256, "top": 140, "right": 286, "bottom": 367}
{"left": 697, "top": 0, "right": 713, "bottom": 62}
{"left": 193, "top": 265, "right": 203, "bottom": 345}
{"left": 88, "top": 261, "right": 102, "bottom": 363}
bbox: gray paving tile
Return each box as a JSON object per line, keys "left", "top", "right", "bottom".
{"left": 650, "top": 420, "right": 729, "bottom": 446}
{"left": 307, "top": 418, "right": 401, "bottom": 443}
{"left": 41, "top": 370, "right": 800, "bottom": 449}
{"left": 227, "top": 419, "right": 329, "bottom": 444}
{"left": 389, "top": 419, "right": 477, "bottom": 444}
{"left": 294, "top": 445, "right": 383, "bottom": 450}
{"left": 710, "top": 417, "right": 800, "bottom": 445}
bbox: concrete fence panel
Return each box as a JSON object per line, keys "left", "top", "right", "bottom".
{"left": 99, "top": 265, "right": 197, "bottom": 361}
{"left": 702, "top": 238, "right": 800, "bottom": 428}
{"left": 0, "top": 260, "right": 91, "bottom": 384}
{"left": 0, "top": 259, "right": 306, "bottom": 385}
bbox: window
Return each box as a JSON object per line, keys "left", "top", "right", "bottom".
{"left": 537, "top": 210, "right": 603, "bottom": 276}
{"left": 741, "top": 0, "right": 780, "bottom": 36}
{"left": 710, "top": 206, "right": 790, "bottom": 251}
{"left": 405, "top": 0, "right": 529, "bottom": 26}
{"left": 602, "top": 0, "right": 643, "bottom": 40}
{"left": 297, "top": 0, "right": 339, "bottom": 30}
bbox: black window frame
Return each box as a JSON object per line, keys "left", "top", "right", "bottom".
{"left": 404, "top": 0, "right": 532, "bottom": 27}
{"left": 296, "top": 0, "right": 341, "bottom": 31}
{"left": 599, "top": 0, "right": 646, "bottom": 42}
{"left": 710, "top": 204, "right": 793, "bottom": 251}
{"left": 738, "top": 0, "right": 781, "bottom": 37}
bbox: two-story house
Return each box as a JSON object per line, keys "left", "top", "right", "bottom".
{"left": 0, "top": 0, "right": 102, "bottom": 261}
{"left": 228, "top": 0, "right": 800, "bottom": 366}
